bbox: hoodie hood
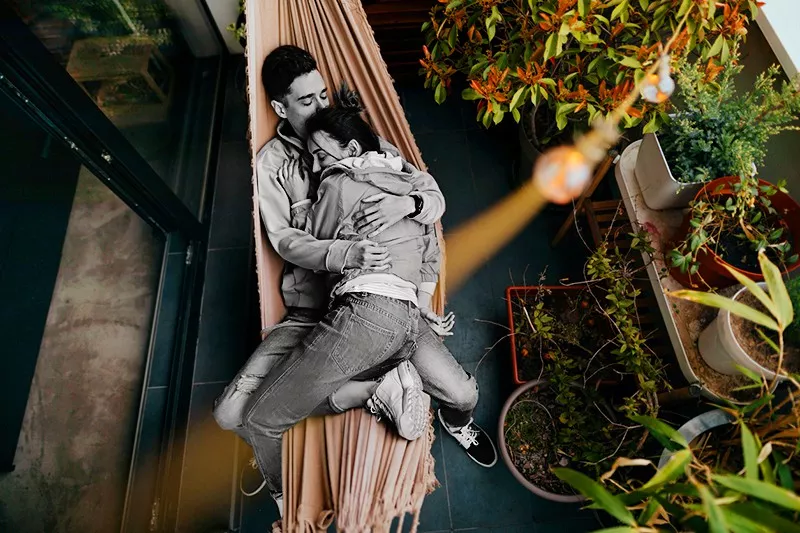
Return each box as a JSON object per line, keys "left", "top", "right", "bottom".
{"left": 320, "top": 151, "right": 413, "bottom": 196}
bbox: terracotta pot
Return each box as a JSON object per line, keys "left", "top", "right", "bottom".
{"left": 506, "top": 285, "right": 583, "bottom": 385}
{"left": 670, "top": 176, "right": 800, "bottom": 289}
{"left": 498, "top": 379, "right": 585, "bottom": 503}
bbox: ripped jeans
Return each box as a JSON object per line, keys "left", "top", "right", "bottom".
{"left": 212, "top": 308, "right": 342, "bottom": 442}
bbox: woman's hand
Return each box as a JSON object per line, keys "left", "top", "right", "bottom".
{"left": 420, "top": 308, "right": 455, "bottom": 337}
{"left": 353, "top": 193, "right": 415, "bottom": 237}
{"left": 277, "top": 159, "right": 309, "bottom": 204}
{"left": 345, "top": 240, "right": 391, "bottom": 270}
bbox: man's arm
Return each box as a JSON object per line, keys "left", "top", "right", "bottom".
{"left": 257, "top": 149, "right": 352, "bottom": 273}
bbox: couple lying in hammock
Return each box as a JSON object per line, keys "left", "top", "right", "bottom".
{"left": 213, "top": 45, "right": 496, "bottom": 517}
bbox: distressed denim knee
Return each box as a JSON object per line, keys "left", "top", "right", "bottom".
{"left": 213, "top": 373, "right": 265, "bottom": 431}
{"left": 449, "top": 373, "right": 479, "bottom": 413}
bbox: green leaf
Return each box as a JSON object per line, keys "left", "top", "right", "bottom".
{"left": 629, "top": 415, "right": 688, "bottom": 449}
{"left": 677, "top": 0, "right": 693, "bottom": 18}
{"left": 638, "top": 0, "right": 649, "bottom": 10}
{"left": 487, "top": 23, "right": 496, "bottom": 42}
{"left": 592, "top": 528, "right": 640, "bottom": 533}
{"left": 611, "top": 0, "right": 628, "bottom": 21}
{"left": 421, "top": 21, "right": 431, "bottom": 33}
{"left": 618, "top": 55, "right": 642, "bottom": 69}
{"left": 775, "top": 452, "right": 794, "bottom": 490}
{"left": 555, "top": 102, "right": 579, "bottom": 130}
{"left": 461, "top": 88, "right": 482, "bottom": 101}
{"left": 668, "top": 291, "right": 780, "bottom": 331}
{"left": 448, "top": 25, "right": 458, "bottom": 48}
{"left": 509, "top": 86, "right": 526, "bottom": 111}
{"left": 713, "top": 475, "right": 800, "bottom": 511}
{"left": 740, "top": 423, "right": 759, "bottom": 481}
{"left": 434, "top": 82, "right": 447, "bottom": 105}
{"left": 640, "top": 449, "right": 691, "bottom": 490}
{"left": 698, "top": 485, "right": 728, "bottom": 533}
{"left": 493, "top": 109, "right": 505, "bottom": 124}
{"left": 512, "top": 108, "right": 521, "bottom": 123}
{"left": 721, "top": 508, "right": 766, "bottom": 533}
{"left": 578, "top": 0, "right": 591, "bottom": 18}
{"left": 552, "top": 469, "right": 636, "bottom": 526}
{"left": 721, "top": 265, "right": 779, "bottom": 327}
{"left": 544, "top": 33, "right": 558, "bottom": 62}
{"left": 445, "top": 0, "right": 464, "bottom": 12}
{"left": 758, "top": 252, "right": 794, "bottom": 329}
{"left": 728, "top": 502, "right": 800, "bottom": 533}
{"left": 708, "top": 35, "right": 724, "bottom": 58}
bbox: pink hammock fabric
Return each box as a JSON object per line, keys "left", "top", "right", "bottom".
{"left": 244, "top": 1, "right": 441, "bottom": 530}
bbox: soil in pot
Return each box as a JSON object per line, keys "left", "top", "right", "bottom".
{"left": 731, "top": 291, "right": 800, "bottom": 374}
{"left": 510, "top": 286, "right": 607, "bottom": 382}
{"left": 503, "top": 385, "right": 573, "bottom": 495}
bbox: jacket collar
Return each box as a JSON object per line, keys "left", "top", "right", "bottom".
{"left": 276, "top": 120, "right": 305, "bottom": 154}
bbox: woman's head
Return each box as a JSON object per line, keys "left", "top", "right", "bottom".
{"left": 305, "top": 85, "right": 380, "bottom": 172}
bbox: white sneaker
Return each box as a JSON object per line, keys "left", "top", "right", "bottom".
{"left": 273, "top": 493, "right": 284, "bottom": 518}
{"left": 366, "top": 361, "right": 429, "bottom": 440}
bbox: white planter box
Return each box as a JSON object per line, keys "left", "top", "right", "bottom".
{"left": 634, "top": 133, "right": 703, "bottom": 210}
{"left": 697, "top": 283, "right": 786, "bottom": 382}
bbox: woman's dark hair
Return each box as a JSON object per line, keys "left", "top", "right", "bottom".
{"left": 262, "top": 45, "right": 317, "bottom": 102}
{"left": 305, "top": 83, "right": 380, "bottom": 152}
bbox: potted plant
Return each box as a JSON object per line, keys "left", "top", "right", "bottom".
{"left": 555, "top": 255, "right": 800, "bottom": 531}
{"left": 500, "top": 230, "right": 669, "bottom": 499}
{"left": 226, "top": 0, "right": 246, "bottom": 49}
{"left": 669, "top": 174, "right": 800, "bottom": 289}
{"left": 420, "top": 0, "right": 759, "bottom": 179}
{"left": 635, "top": 51, "right": 800, "bottom": 210}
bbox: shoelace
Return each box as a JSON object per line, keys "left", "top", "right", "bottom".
{"left": 240, "top": 457, "right": 267, "bottom": 497}
{"left": 452, "top": 424, "right": 480, "bottom": 448}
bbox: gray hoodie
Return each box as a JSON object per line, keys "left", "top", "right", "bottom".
{"left": 256, "top": 120, "right": 445, "bottom": 310}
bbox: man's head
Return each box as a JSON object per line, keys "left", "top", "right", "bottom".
{"left": 262, "top": 45, "right": 329, "bottom": 139}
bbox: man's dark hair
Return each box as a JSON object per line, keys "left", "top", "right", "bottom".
{"left": 306, "top": 84, "right": 380, "bottom": 153}
{"left": 261, "top": 45, "right": 317, "bottom": 102}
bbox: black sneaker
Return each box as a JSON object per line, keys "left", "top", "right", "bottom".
{"left": 438, "top": 410, "right": 497, "bottom": 468}
{"left": 240, "top": 456, "right": 267, "bottom": 497}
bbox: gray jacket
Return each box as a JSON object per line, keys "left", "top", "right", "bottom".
{"left": 256, "top": 120, "right": 445, "bottom": 309}
{"left": 293, "top": 156, "right": 442, "bottom": 296}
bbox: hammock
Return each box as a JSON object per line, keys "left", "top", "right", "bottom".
{"left": 244, "top": 1, "right": 442, "bottom": 531}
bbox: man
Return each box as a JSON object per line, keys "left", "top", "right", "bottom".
{"left": 214, "top": 45, "right": 496, "bottom": 517}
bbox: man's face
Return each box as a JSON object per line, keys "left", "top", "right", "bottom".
{"left": 272, "top": 70, "right": 328, "bottom": 139}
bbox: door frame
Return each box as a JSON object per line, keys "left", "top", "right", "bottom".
{"left": 0, "top": 5, "right": 226, "bottom": 532}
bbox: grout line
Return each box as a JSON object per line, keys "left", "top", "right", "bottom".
{"left": 193, "top": 380, "right": 231, "bottom": 386}
{"left": 207, "top": 245, "right": 251, "bottom": 253}
{"left": 147, "top": 385, "right": 168, "bottom": 390}
{"left": 436, "top": 421, "right": 455, "bottom": 533}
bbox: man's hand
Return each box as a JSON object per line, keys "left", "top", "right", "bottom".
{"left": 421, "top": 308, "right": 455, "bottom": 337}
{"left": 345, "top": 240, "right": 391, "bottom": 270}
{"left": 277, "top": 159, "right": 309, "bottom": 205}
{"left": 353, "top": 193, "right": 415, "bottom": 238}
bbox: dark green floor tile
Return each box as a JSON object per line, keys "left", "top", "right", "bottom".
{"left": 535, "top": 515, "right": 601, "bottom": 533}
{"left": 464, "top": 127, "right": 517, "bottom": 208}
{"left": 222, "top": 58, "right": 249, "bottom": 143}
{"left": 209, "top": 141, "right": 253, "bottom": 250}
{"left": 456, "top": 525, "right": 538, "bottom": 532}
{"left": 194, "top": 248, "right": 252, "bottom": 383}
{"left": 240, "top": 487, "right": 281, "bottom": 533}
{"left": 415, "top": 131, "right": 477, "bottom": 229}
{"left": 177, "top": 382, "right": 237, "bottom": 532}
{"left": 442, "top": 356, "right": 537, "bottom": 530}
{"left": 400, "top": 86, "right": 465, "bottom": 135}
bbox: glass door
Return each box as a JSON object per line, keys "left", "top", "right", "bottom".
{"left": 0, "top": 2, "right": 220, "bottom": 531}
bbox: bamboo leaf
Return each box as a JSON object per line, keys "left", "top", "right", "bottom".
{"left": 758, "top": 252, "right": 793, "bottom": 328}
{"left": 629, "top": 415, "right": 688, "bottom": 449}
{"left": 698, "top": 485, "right": 728, "bottom": 533}
{"left": 641, "top": 449, "right": 691, "bottom": 490}
{"left": 740, "top": 423, "right": 759, "bottom": 481}
{"left": 728, "top": 502, "right": 800, "bottom": 533}
{"left": 668, "top": 290, "right": 780, "bottom": 331}
{"left": 552, "top": 469, "right": 636, "bottom": 526}
{"left": 713, "top": 475, "right": 800, "bottom": 511}
{"left": 721, "top": 264, "right": 779, "bottom": 324}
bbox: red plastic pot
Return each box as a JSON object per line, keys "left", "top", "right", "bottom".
{"left": 506, "top": 285, "right": 582, "bottom": 385}
{"left": 670, "top": 176, "right": 800, "bottom": 289}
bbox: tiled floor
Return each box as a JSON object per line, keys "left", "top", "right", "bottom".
{"left": 187, "top": 57, "right": 603, "bottom": 532}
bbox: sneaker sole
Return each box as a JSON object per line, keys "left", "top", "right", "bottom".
{"left": 395, "top": 362, "right": 427, "bottom": 440}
